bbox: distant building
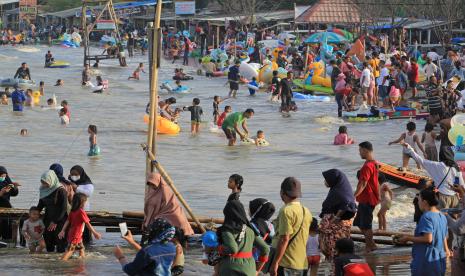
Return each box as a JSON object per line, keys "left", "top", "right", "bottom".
{"left": 0, "top": 0, "right": 19, "bottom": 28}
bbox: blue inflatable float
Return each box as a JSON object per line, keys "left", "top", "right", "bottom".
{"left": 292, "top": 92, "right": 331, "bottom": 102}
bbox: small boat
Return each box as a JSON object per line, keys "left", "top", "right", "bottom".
{"left": 344, "top": 116, "right": 389, "bottom": 122}
{"left": 377, "top": 162, "right": 431, "bottom": 189}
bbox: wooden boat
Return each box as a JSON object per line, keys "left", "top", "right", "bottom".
{"left": 377, "top": 162, "right": 431, "bottom": 189}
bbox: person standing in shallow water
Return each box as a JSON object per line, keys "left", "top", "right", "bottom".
{"left": 353, "top": 141, "right": 379, "bottom": 253}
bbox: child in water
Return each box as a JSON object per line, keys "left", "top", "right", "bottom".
{"left": 306, "top": 218, "right": 320, "bottom": 276}
{"left": 21, "top": 206, "right": 46, "bottom": 253}
{"left": 421, "top": 123, "right": 438, "bottom": 161}
{"left": 248, "top": 77, "right": 258, "bottom": 96}
{"left": 333, "top": 126, "right": 354, "bottom": 145}
{"left": 88, "top": 124, "right": 100, "bottom": 156}
{"left": 217, "top": 105, "right": 231, "bottom": 128}
{"left": 128, "top": 63, "right": 145, "bottom": 80}
{"left": 25, "top": 89, "right": 33, "bottom": 106}
{"left": 20, "top": 129, "right": 28, "bottom": 136}
{"left": 254, "top": 130, "right": 269, "bottom": 146}
{"left": 39, "top": 81, "right": 44, "bottom": 96}
{"left": 377, "top": 173, "right": 393, "bottom": 231}
{"left": 183, "top": 98, "right": 203, "bottom": 135}
{"left": 212, "top": 96, "right": 226, "bottom": 125}
{"left": 59, "top": 108, "right": 69, "bottom": 125}
{"left": 55, "top": 79, "right": 64, "bottom": 86}
{"left": 1, "top": 94, "right": 8, "bottom": 105}
{"left": 58, "top": 194, "right": 101, "bottom": 260}
{"left": 389, "top": 121, "right": 426, "bottom": 171}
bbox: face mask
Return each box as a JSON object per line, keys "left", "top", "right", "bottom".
{"left": 0, "top": 177, "right": 5, "bottom": 182}
{"left": 70, "top": 175, "right": 80, "bottom": 182}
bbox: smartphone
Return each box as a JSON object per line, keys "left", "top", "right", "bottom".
{"left": 119, "top": 222, "right": 128, "bottom": 237}
{"left": 454, "top": 176, "right": 460, "bottom": 187}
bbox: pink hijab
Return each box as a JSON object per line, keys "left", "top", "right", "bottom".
{"left": 143, "top": 173, "right": 194, "bottom": 236}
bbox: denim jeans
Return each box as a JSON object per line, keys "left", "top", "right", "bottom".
{"left": 335, "top": 93, "right": 344, "bottom": 117}
{"left": 278, "top": 266, "right": 306, "bottom": 276}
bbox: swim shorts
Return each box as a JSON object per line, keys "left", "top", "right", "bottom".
{"left": 222, "top": 127, "right": 236, "bottom": 140}
{"left": 353, "top": 203, "right": 375, "bottom": 230}
{"left": 229, "top": 81, "right": 239, "bottom": 91}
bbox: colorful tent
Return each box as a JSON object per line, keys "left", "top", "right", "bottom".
{"left": 304, "top": 32, "right": 348, "bottom": 44}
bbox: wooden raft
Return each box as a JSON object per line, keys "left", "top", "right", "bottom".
{"left": 0, "top": 208, "right": 413, "bottom": 246}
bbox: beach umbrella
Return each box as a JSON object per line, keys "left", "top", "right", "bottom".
{"left": 304, "top": 32, "right": 348, "bottom": 44}
{"left": 278, "top": 32, "right": 296, "bottom": 41}
{"left": 332, "top": 28, "right": 354, "bottom": 41}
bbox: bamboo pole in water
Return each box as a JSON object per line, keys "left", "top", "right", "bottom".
{"left": 142, "top": 144, "right": 206, "bottom": 233}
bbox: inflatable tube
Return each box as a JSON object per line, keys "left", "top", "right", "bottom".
{"left": 46, "top": 60, "right": 70, "bottom": 68}
{"left": 172, "top": 86, "right": 190, "bottom": 94}
{"left": 292, "top": 92, "right": 331, "bottom": 102}
{"left": 143, "top": 115, "right": 180, "bottom": 134}
{"left": 449, "top": 125, "right": 465, "bottom": 146}
{"left": 247, "top": 84, "right": 259, "bottom": 91}
{"left": 212, "top": 71, "right": 223, "bottom": 77}
{"left": 32, "top": 91, "right": 41, "bottom": 105}
{"left": 258, "top": 64, "right": 273, "bottom": 84}
{"left": 0, "top": 78, "right": 35, "bottom": 88}
{"left": 293, "top": 79, "right": 334, "bottom": 95}
{"left": 451, "top": 113, "right": 465, "bottom": 127}
{"left": 239, "top": 62, "right": 258, "bottom": 80}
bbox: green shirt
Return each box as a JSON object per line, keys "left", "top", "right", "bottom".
{"left": 272, "top": 201, "right": 312, "bottom": 270}
{"left": 222, "top": 112, "right": 245, "bottom": 130}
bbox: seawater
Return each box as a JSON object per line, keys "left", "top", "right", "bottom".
{"left": 0, "top": 45, "right": 419, "bottom": 275}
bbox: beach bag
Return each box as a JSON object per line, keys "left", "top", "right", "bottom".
{"left": 344, "top": 262, "right": 374, "bottom": 276}
{"left": 262, "top": 206, "right": 306, "bottom": 273}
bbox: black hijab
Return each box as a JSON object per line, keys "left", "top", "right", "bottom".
{"left": 321, "top": 169, "right": 356, "bottom": 218}
{"left": 0, "top": 166, "right": 18, "bottom": 208}
{"left": 249, "top": 198, "right": 275, "bottom": 239}
{"left": 69, "top": 165, "right": 93, "bottom": 185}
{"left": 49, "top": 163, "right": 70, "bottom": 184}
{"left": 217, "top": 200, "right": 257, "bottom": 243}
{"left": 0, "top": 166, "right": 13, "bottom": 185}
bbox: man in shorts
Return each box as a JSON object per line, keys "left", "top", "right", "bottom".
{"left": 228, "top": 60, "right": 241, "bottom": 98}
{"left": 221, "top": 109, "right": 254, "bottom": 146}
{"left": 360, "top": 62, "right": 371, "bottom": 104}
{"left": 353, "top": 141, "right": 379, "bottom": 253}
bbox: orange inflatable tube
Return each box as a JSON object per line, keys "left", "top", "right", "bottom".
{"left": 143, "top": 114, "right": 180, "bottom": 135}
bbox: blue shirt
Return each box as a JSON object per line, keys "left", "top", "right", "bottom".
{"left": 123, "top": 241, "right": 176, "bottom": 276}
{"left": 228, "top": 65, "right": 240, "bottom": 81}
{"left": 11, "top": 89, "right": 26, "bottom": 112}
{"left": 411, "top": 211, "right": 447, "bottom": 276}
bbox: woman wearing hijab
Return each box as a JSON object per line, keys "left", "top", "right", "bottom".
{"left": 37, "top": 170, "right": 68, "bottom": 252}
{"left": 0, "top": 166, "right": 19, "bottom": 240}
{"left": 217, "top": 200, "right": 270, "bottom": 275}
{"left": 319, "top": 169, "right": 357, "bottom": 259}
{"left": 249, "top": 198, "right": 275, "bottom": 244}
{"left": 114, "top": 218, "right": 177, "bottom": 275}
{"left": 50, "top": 163, "right": 74, "bottom": 204}
{"left": 144, "top": 173, "right": 194, "bottom": 237}
{"left": 68, "top": 165, "right": 94, "bottom": 211}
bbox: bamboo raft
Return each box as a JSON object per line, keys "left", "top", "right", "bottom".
{"left": 0, "top": 208, "right": 412, "bottom": 246}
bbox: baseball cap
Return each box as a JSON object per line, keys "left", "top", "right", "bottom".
{"left": 280, "top": 177, "right": 302, "bottom": 198}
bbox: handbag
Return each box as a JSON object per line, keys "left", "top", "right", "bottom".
{"left": 262, "top": 205, "right": 306, "bottom": 273}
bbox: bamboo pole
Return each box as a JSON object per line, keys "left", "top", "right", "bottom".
{"left": 81, "top": 3, "right": 87, "bottom": 66}
{"left": 142, "top": 144, "right": 206, "bottom": 233}
{"left": 145, "top": 0, "right": 163, "bottom": 175}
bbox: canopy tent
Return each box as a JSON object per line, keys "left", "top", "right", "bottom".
{"left": 305, "top": 32, "right": 348, "bottom": 44}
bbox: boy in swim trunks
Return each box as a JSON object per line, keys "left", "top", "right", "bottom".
{"left": 183, "top": 98, "right": 203, "bottom": 135}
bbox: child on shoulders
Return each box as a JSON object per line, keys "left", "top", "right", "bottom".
{"left": 334, "top": 126, "right": 354, "bottom": 145}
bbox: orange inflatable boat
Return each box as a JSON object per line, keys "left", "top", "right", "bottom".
{"left": 377, "top": 162, "right": 431, "bottom": 189}
{"left": 143, "top": 114, "right": 180, "bottom": 135}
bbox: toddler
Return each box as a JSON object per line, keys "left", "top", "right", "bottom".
{"left": 377, "top": 173, "right": 393, "bottom": 231}
{"left": 248, "top": 77, "right": 258, "bottom": 96}
{"left": 58, "top": 193, "right": 101, "bottom": 260}
{"left": 1, "top": 94, "right": 8, "bottom": 105}
{"left": 306, "top": 218, "right": 320, "bottom": 276}
{"left": 128, "top": 63, "right": 145, "bottom": 80}
{"left": 334, "top": 238, "right": 374, "bottom": 276}
{"left": 217, "top": 105, "right": 232, "bottom": 128}
{"left": 421, "top": 123, "right": 438, "bottom": 161}
{"left": 88, "top": 125, "right": 100, "bottom": 156}
{"left": 333, "top": 126, "right": 354, "bottom": 145}
{"left": 183, "top": 98, "right": 203, "bottom": 134}
{"left": 389, "top": 121, "right": 426, "bottom": 170}
{"left": 39, "top": 81, "right": 45, "bottom": 96}
{"left": 171, "top": 227, "right": 186, "bottom": 276}
{"left": 254, "top": 130, "right": 269, "bottom": 146}
{"left": 201, "top": 230, "right": 220, "bottom": 275}
{"left": 21, "top": 206, "right": 46, "bottom": 253}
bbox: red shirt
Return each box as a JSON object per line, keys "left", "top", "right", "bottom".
{"left": 356, "top": 160, "right": 379, "bottom": 206}
{"left": 67, "top": 208, "right": 90, "bottom": 244}
{"left": 217, "top": 112, "right": 228, "bottom": 127}
{"left": 409, "top": 63, "right": 419, "bottom": 82}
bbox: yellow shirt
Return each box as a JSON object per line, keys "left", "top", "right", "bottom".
{"left": 272, "top": 201, "right": 312, "bottom": 270}
{"left": 369, "top": 58, "right": 380, "bottom": 78}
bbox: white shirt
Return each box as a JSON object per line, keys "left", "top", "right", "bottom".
{"left": 427, "top": 51, "right": 440, "bottom": 62}
{"left": 406, "top": 145, "right": 464, "bottom": 196}
{"left": 361, "top": 68, "right": 371, "bottom": 87}
{"left": 423, "top": 63, "right": 438, "bottom": 78}
{"left": 306, "top": 234, "right": 320, "bottom": 256}
{"left": 76, "top": 183, "right": 94, "bottom": 210}
{"left": 377, "top": 67, "right": 390, "bottom": 86}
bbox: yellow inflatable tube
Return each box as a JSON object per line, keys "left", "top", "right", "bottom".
{"left": 308, "top": 62, "right": 331, "bottom": 88}
{"left": 143, "top": 114, "right": 180, "bottom": 135}
{"left": 32, "top": 91, "right": 41, "bottom": 105}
